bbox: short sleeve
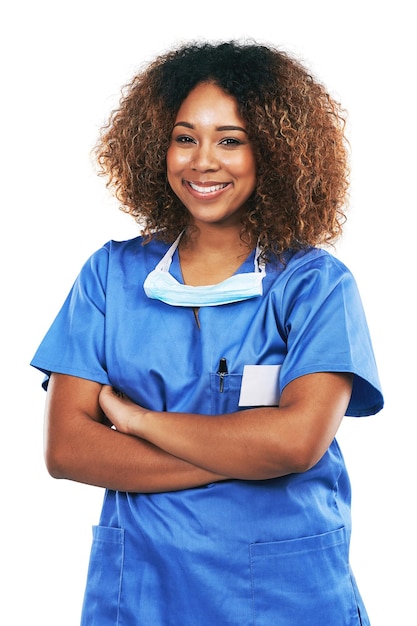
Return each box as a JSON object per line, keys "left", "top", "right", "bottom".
{"left": 30, "top": 245, "right": 112, "bottom": 389}
{"left": 277, "top": 252, "right": 383, "bottom": 417}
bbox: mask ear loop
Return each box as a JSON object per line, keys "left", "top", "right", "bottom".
{"left": 156, "top": 233, "right": 266, "bottom": 276}
{"left": 153, "top": 231, "right": 185, "bottom": 272}
{"left": 254, "top": 242, "right": 266, "bottom": 276}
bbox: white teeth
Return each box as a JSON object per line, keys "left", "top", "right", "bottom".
{"left": 189, "top": 182, "right": 228, "bottom": 194}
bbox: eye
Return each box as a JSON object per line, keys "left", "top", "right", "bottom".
{"left": 219, "top": 137, "right": 242, "bottom": 146}
{"left": 173, "top": 135, "right": 196, "bottom": 144}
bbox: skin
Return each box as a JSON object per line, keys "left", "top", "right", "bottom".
{"left": 167, "top": 82, "right": 256, "bottom": 235}
{"left": 44, "top": 83, "right": 354, "bottom": 492}
{"left": 167, "top": 81, "right": 258, "bottom": 285}
{"left": 44, "top": 374, "right": 226, "bottom": 492}
{"left": 98, "top": 372, "right": 352, "bottom": 480}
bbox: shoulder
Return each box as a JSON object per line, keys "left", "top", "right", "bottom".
{"left": 84, "top": 236, "right": 170, "bottom": 277}
{"left": 266, "top": 247, "right": 363, "bottom": 323}
{"left": 283, "top": 247, "right": 357, "bottom": 294}
{"left": 267, "top": 247, "right": 356, "bottom": 295}
{"left": 104, "top": 235, "right": 170, "bottom": 263}
{"left": 283, "top": 247, "right": 352, "bottom": 277}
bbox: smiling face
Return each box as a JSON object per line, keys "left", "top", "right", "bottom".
{"left": 166, "top": 82, "right": 257, "bottom": 229}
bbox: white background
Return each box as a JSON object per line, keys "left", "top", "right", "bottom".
{"left": 1, "top": 1, "right": 415, "bottom": 624}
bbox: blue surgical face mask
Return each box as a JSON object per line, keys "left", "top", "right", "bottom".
{"left": 143, "top": 233, "right": 266, "bottom": 307}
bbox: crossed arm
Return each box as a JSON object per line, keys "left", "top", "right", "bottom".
{"left": 44, "top": 371, "right": 353, "bottom": 493}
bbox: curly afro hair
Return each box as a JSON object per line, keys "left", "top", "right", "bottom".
{"left": 95, "top": 40, "right": 349, "bottom": 261}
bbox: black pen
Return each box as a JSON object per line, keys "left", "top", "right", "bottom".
{"left": 217, "top": 357, "right": 228, "bottom": 393}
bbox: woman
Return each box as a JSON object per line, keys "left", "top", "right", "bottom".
{"left": 31, "top": 41, "right": 383, "bottom": 625}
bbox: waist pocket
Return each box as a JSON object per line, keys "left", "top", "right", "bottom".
{"left": 250, "top": 527, "right": 364, "bottom": 625}
{"left": 80, "top": 525, "right": 124, "bottom": 626}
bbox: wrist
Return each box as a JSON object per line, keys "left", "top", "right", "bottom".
{"left": 132, "top": 408, "right": 155, "bottom": 438}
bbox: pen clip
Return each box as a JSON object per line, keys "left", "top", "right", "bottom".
{"left": 217, "top": 357, "right": 228, "bottom": 393}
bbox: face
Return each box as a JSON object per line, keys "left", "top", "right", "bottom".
{"left": 166, "top": 82, "right": 256, "bottom": 228}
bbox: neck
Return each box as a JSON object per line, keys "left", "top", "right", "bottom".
{"left": 181, "top": 223, "right": 254, "bottom": 259}
{"left": 178, "top": 224, "right": 255, "bottom": 287}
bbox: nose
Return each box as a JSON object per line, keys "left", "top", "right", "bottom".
{"left": 191, "top": 142, "right": 219, "bottom": 172}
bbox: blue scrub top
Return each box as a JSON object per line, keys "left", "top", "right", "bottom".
{"left": 31, "top": 237, "right": 383, "bottom": 626}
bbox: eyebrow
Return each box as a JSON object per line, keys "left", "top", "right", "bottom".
{"left": 173, "top": 121, "right": 248, "bottom": 133}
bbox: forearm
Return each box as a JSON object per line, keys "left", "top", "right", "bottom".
{"left": 48, "top": 420, "right": 226, "bottom": 492}
{"left": 45, "top": 374, "right": 226, "bottom": 493}
{"left": 104, "top": 372, "right": 352, "bottom": 480}
{"left": 137, "top": 408, "right": 291, "bottom": 480}
{"left": 104, "top": 392, "right": 296, "bottom": 480}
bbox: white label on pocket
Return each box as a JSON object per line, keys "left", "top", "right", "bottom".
{"left": 238, "top": 365, "right": 281, "bottom": 407}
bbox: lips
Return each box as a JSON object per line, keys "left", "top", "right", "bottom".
{"left": 187, "top": 181, "right": 229, "bottom": 194}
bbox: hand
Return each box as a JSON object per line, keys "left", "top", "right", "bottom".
{"left": 99, "top": 385, "right": 145, "bottom": 436}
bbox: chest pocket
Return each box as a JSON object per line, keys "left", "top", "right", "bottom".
{"left": 210, "top": 371, "right": 243, "bottom": 414}
{"left": 209, "top": 363, "right": 282, "bottom": 415}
